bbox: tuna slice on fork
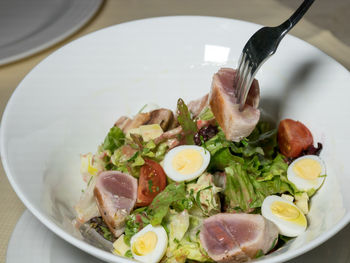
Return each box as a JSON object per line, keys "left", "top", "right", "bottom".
{"left": 200, "top": 213, "right": 279, "bottom": 262}
{"left": 209, "top": 68, "right": 260, "bottom": 142}
{"left": 94, "top": 171, "right": 137, "bottom": 238}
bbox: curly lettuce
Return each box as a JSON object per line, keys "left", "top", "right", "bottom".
{"left": 165, "top": 210, "right": 190, "bottom": 258}
{"left": 99, "top": 130, "right": 169, "bottom": 177}
{"left": 148, "top": 182, "right": 193, "bottom": 226}
{"left": 224, "top": 155, "right": 297, "bottom": 212}
{"left": 164, "top": 212, "right": 212, "bottom": 263}
{"left": 204, "top": 122, "right": 298, "bottom": 213}
{"left": 124, "top": 182, "right": 193, "bottom": 243}
{"left": 102, "top": 126, "right": 125, "bottom": 152}
{"left": 187, "top": 173, "right": 222, "bottom": 216}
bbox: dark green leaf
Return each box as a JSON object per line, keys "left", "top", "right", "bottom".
{"left": 176, "top": 98, "right": 197, "bottom": 145}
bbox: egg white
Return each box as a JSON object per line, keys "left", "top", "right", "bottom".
{"left": 287, "top": 155, "right": 326, "bottom": 191}
{"left": 130, "top": 224, "right": 168, "bottom": 263}
{"left": 163, "top": 145, "right": 210, "bottom": 182}
{"left": 262, "top": 195, "right": 307, "bottom": 237}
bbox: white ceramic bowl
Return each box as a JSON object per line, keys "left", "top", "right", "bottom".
{"left": 1, "top": 16, "right": 350, "bottom": 263}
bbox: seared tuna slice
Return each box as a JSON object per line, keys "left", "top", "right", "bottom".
{"left": 94, "top": 171, "right": 137, "bottom": 237}
{"left": 200, "top": 213, "right": 278, "bottom": 262}
{"left": 209, "top": 68, "right": 260, "bottom": 142}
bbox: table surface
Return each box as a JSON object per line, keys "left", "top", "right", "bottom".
{"left": 1, "top": 0, "right": 349, "bottom": 262}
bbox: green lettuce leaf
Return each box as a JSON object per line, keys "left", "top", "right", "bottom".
{"left": 245, "top": 121, "right": 278, "bottom": 158}
{"left": 148, "top": 182, "right": 193, "bottom": 226}
{"left": 154, "top": 142, "right": 169, "bottom": 161}
{"left": 203, "top": 129, "right": 231, "bottom": 156}
{"left": 170, "top": 239, "right": 213, "bottom": 263}
{"left": 259, "top": 154, "right": 288, "bottom": 181}
{"left": 204, "top": 121, "right": 298, "bottom": 212}
{"left": 197, "top": 106, "right": 214, "bottom": 121}
{"left": 124, "top": 183, "right": 194, "bottom": 245}
{"left": 104, "top": 136, "right": 169, "bottom": 177}
{"left": 165, "top": 210, "right": 190, "bottom": 258}
{"left": 176, "top": 98, "right": 197, "bottom": 145}
{"left": 187, "top": 173, "right": 222, "bottom": 216}
{"left": 164, "top": 214, "right": 213, "bottom": 263}
{"left": 209, "top": 148, "right": 244, "bottom": 171}
{"left": 124, "top": 207, "right": 150, "bottom": 245}
{"left": 224, "top": 163, "right": 256, "bottom": 212}
{"left": 224, "top": 155, "right": 297, "bottom": 212}
{"left": 102, "top": 126, "right": 125, "bottom": 152}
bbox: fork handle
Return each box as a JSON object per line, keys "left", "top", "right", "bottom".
{"left": 279, "top": 0, "right": 315, "bottom": 36}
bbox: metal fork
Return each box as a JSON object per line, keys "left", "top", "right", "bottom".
{"left": 235, "top": 0, "right": 315, "bottom": 111}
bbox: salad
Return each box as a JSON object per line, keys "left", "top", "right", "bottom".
{"left": 75, "top": 68, "right": 325, "bottom": 263}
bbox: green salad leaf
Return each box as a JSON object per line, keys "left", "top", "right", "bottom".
{"left": 102, "top": 134, "right": 169, "bottom": 177}
{"left": 124, "top": 183, "right": 194, "bottom": 245}
{"left": 187, "top": 173, "right": 222, "bottom": 216}
{"left": 164, "top": 213, "right": 213, "bottom": 263}
{"left": 203, "top": 128, "right": 231, "bottom": 156}
{"left": 259, "top": 154, "right": 289, "bottom": 181}
{"left": 148, "top": 182, "right": 193, "bottom": 225}
{"left": 224, "top": 154, "right": 297, "bottom": 212}
{"left": 245, "top": 121, "right": 278, "bottom": 158}
{"left": 176, "top": 98, "right": 197, "bottom": 145}
{"left": 102, "top": 126, "right": 125, "bottom": 151}
{"left": 206, "top": 122, "right": 277, "bottom": 162}
{"left": 197, "top": 106, "right": 214, "bottom": 121}
{"left": 209, "top": 147, "right": 244, "bottom": 171}
{"left": 203, "top": 121, "right": 298, "bottom": 213}
{"left": 224, "top": 163, "right": 256, "bottom": 212}
{"left": 124, "top": 207, "right": 150, "bottom": 245}
{"left": 165, "top": 209, "right": 190, "bottom": 257}
{"left": 169, "top": 239, "right": 212, "bottom": 263}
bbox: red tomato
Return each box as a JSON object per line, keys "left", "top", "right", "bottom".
{"left": 136, "top": 159, "right": 167, "bottom": 206}
{"left": 277, "top": 119, "right": 313, "bottom": 158}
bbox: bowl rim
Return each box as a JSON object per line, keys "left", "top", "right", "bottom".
{"left": 1, "top": 15, "right": 350, "bottom": 263}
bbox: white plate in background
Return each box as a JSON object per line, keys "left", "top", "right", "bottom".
{"left": 0, "top": 0, "right": 102, "bottom": 65}
{"left": 6, "top": 210, "right": 104, "bottom": 263}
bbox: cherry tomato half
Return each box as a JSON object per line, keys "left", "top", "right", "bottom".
{"left": 277, "top": 119, "right": 313, "bottom": 158}
{"left": 136, "top": 159, "right": 167, "bottom": 206}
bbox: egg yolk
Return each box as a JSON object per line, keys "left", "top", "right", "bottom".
{"left": 293, "top": 159, "right": 322, "bottom": 180}
{"left": 271, "top": 201, "right": 307, "bottom": 226}
{"left": 132, "top": 231, "right": 158, "bottom": 256}
{"left": 81, "top": 154, "right": 98, "bottom": 176}
{"left": 87, "top": 155, "right": 98, "bottom": 175}
{"left": 172, "top": 149, "right": 203, "bottom": 175}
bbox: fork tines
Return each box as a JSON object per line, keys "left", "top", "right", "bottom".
{"left": 235, "top": 53, "right": 254, "bottom": 111}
